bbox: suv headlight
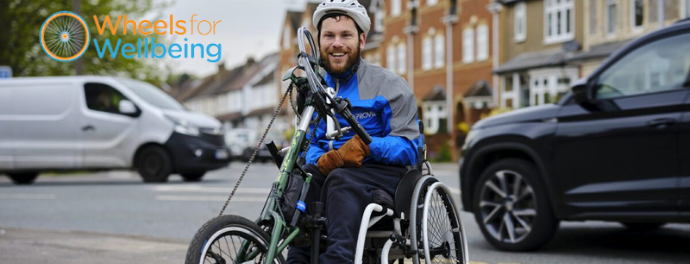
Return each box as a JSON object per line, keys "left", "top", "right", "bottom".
{"left": 165, "top": 114, "right": 200, "bottom": 136}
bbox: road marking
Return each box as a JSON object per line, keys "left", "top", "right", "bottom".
{"left": 155, "top": 195, "right": 267, "bottom": 202}
{"left": 152, "top": 185, "right": 271, "bottom": 194}
{"left": 0, "top": 193, "right": 56, "bottom": 200}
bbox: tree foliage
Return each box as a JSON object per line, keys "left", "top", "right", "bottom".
{"left": 0, "top": 0, "right": 172, "bottom": 85}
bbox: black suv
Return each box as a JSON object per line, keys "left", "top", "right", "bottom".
{"left": 459, "top": 20, "right": 690, "bottom": 251}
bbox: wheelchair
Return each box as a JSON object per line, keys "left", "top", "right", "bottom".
{"left": 353, "top": 124, "right": 468, "bottom": 264}
{"left": 184, "top": 27, "right": 468, "bottom": 264}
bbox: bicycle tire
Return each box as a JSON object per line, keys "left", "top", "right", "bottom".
{"left": 185, "top": 215, "right": 285, "bottom": 264}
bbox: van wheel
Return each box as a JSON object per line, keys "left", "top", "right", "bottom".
{"left": 181, "top": 172, "right": 206, "bottom": 182}
{"left": 473, "top": 158, "right": 559, "bottom": 251}
{"left": 8, "top": 173, "right": 39, "bottom": 185}
{"left": 136, "top": 146, "right": 172, "bottom": 183}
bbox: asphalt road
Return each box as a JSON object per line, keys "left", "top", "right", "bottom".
{"left": 1, "top": 161, "right": 689, "bottom": 264}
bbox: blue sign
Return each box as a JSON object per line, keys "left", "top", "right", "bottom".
{"left": 0, "top": 66, "right": 11, "bottom": 78}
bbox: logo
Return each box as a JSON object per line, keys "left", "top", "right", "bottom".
{"left": 40, "top": 12, "right": 222, "bottom": 63}
{"left": 355, "top": 111, "right": 376, "bottom": 120}
{"left": 40, "top": 11, "right": 91, "bottom": 62}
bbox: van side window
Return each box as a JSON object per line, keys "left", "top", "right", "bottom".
{"left": 595, "top": 33, "right": 690, "bottom": 100}
{"left": 84, "top": 83, "right": 129, "bottom": 114}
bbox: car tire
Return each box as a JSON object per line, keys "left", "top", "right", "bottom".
{"left": 621, "top": 222, "right": 665, "bottom": 231}
{"left": 473, "top": 158, "right": 559, "bottom": 251}
{"left": 181, "top": 172, "right": 206, "bottom": 182}
{"left": 136, "top": 146, "right": 172, "bottom": 183}
{"left": 7, "top": 173, "right": 39, "bottom": 185}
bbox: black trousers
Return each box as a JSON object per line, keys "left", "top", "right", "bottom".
{"left": 286, "top": 163, "right": 408, "bottom": 264}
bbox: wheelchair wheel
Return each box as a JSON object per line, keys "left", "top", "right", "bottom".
{"left": 408, "top": 176, "right": 436, "bottom": 264}
{"left": 185, "top": 215, "right": 285, "bottom": 264}
{"left": 411, "top": 178, "right": 468, "bottom": 264}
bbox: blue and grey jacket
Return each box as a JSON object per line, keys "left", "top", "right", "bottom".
{"left": 305, "top": 59, "right": 420, "bottom": 166}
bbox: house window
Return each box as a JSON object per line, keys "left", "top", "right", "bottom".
{"left": 392, "top": 0, "right": 401, "bottom": 17}
{"left": 397, "top": 43, "right": 407, "bottom": 74}
{"left": 434, "top": 34, "right": 445, "bottom": 68}
{"left": 387, "top": 45, "right": 396, "bottom": 71}
{"left": 427, "top": 0, "right": 438, "bottom": 6}
{"left": 422, "top": 37, "right": 433, "bottom": 70}
{"left": 462, "top": 27, "right": 474, "bottom": 63}
{"left": 606, "top": 0, "right": 617, "bottom": 35}
{"left": 544, "top": 0, "right": 574, "bottom": 43}
{"left": 514, "top": 2, "right": 526, "bottom": 41}
{"left": 375, "top": 7, "right": 384, "bottom": 32}
{"left": 632, "top": 0, "right": 644, "bottom": 31}
{"left": 282, "top": 26, "right": 290, "bottom": 49}
{"left": 476, "top": 25, "right": 488, "bottom": 61}
{"left": 422, "top": 101, "right": 447, "bottom": 134}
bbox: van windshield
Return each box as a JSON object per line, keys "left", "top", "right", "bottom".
{"left": 118, "top": 78, "right": 186, "bottom": 111}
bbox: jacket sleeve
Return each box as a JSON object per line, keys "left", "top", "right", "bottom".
{"left": 367, "top": 77, "right": 420, "bottom": 166}
{"left": 305, "top": 116, "right": 327, "bottom": 165}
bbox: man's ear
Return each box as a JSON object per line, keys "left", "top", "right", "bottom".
{"left": 359, "top": 33, "right": 366, "bottom": 50}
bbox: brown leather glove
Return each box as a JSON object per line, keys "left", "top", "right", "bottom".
{"left": 337, "top": 135, "right": 370, "bottom": 167}
{"left": 317, "top": 150, "right": 344, "bottom": 175}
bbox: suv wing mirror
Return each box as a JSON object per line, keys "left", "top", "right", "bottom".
{"left": 572, "top": 78, "right": 595, "bottom": 104}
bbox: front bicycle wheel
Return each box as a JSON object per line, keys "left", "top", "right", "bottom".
{"left": 185, "top": 215, "right": 285, "bottom": 264}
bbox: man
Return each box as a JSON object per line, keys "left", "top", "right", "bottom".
{"left": 287, "top": 0, "right": 420, "bottom": 263}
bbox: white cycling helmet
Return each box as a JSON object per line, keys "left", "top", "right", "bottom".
{"left": 313, "top": 0, "right": 371, "bottom": 36}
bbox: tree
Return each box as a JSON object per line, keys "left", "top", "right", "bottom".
{"left": 0, "top": 0, "right": 171, "bottom": 85}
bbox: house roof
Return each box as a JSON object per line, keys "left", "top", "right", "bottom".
{"left": 423, "top": 86, "right": 446, "bottom": 101}
{"left": 464, "top": 80, "right": 492, "bottom": 98}
{"left": 493, "top": 48, "right": 567, "bottom": 74}
{"left": 568, "top": 40, "right": 632, "bottom": 62}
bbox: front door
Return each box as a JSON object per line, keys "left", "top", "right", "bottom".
{"left": 554, "top": 32, "right": 690, "bottom": 217}
{"left": 80, "top": 82, "right": 139, "bottom": 168}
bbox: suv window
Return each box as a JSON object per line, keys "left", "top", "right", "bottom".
{"left": 84, "top": 83, "right": 129, "bottom": 114}
{"left": 595, "top": 33, "right": 690, "bottom": 100}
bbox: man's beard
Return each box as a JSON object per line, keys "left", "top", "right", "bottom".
{"left": 320, "top": 45, "right": 361, "bottom": 75}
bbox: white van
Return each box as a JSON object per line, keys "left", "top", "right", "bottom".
{"left": 0, "top": 76, "right": 230, "bottom": 184}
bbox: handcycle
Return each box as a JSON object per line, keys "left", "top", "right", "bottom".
{"left": 185, "top": 27, "right": 468, "bottom": 264}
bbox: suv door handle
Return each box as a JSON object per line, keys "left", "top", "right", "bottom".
{"left": 646, "top": 118, "right": 676, "bottom": 128}
{"left": 82, "top": 125, "right": 95, "bottom": 132}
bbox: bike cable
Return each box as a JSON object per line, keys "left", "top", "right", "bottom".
{"left": 219, "top": 83, "right": 294, "bottom": 215}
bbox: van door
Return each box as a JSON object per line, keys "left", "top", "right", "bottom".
{"left": 0, "top": 84, "right": 14, "bottom": 169}
{"left": 12, "top": 82, "right": 81, "bottom": 169}
{"left": 80, "top": 82, "right": 139, "bottom": 168}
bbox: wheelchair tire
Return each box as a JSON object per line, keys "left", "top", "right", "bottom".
{"left": 407, "top": 176, "right": 437, "bottom": 264}
{"left": 185, "top": 215, "right": 285, "bottom": 264}
{"left": 420, "top": 182, "right": 468, "bottom": 264}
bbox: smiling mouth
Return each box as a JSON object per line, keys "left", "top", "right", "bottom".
{"left": 330, "top": 53, "right": 346, "bottom": 58}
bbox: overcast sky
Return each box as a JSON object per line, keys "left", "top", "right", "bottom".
{"left": 155, "top": 0, "right": 309, "bottom": 77}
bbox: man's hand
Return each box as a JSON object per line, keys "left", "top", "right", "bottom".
{"left": 317, "top": 150, "right": 343, "bottom": 175}
{"left": 316, "top": 135, "right": 370, "bottom": 175}
{"left": 338, "top": 135, "right": 370, "bottom": 167}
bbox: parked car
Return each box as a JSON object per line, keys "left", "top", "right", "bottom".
{"left": 0, "top": 76, "right": 230, "bottom": 184}
{"left": 226, "top": 128, "right": 287, "bottom": 163}
{"left": 459, "top": 20, "right": 690, "bottom": 251}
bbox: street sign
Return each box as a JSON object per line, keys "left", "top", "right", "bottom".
{"left": 0, "top": 66, "right": 11, "bottom": 78}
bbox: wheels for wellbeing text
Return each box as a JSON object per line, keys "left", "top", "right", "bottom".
{"left": 409, "top": 177, "right": 468, "bottom": 264}
{"left": 40, "top": 11, "right": 90, "bottom": 62}
{"left": 185, "top": 215, "right": 285, "bottom": 264}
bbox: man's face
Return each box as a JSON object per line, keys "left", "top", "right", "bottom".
{"left": 319, "top": 16, "right": 366, "bottom": 75}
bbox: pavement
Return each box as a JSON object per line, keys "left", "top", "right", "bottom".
{"left": 0, "top": 227, "right": 188, "bottom": 264}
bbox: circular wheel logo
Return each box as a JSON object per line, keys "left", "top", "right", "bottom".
{"left": 40, "top": 11, "right": 90, "bottom": 62}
